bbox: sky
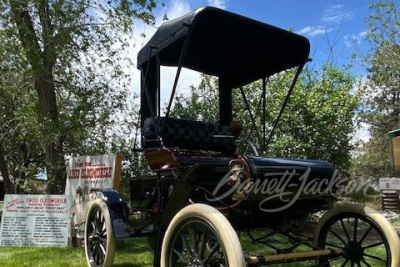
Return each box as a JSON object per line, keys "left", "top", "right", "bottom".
{"left": 130, "top": 0, "right": 377, "bottom": 98}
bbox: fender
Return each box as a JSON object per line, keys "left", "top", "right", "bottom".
{"left": 98, "top": 189, "right": 130, "bottom": 239}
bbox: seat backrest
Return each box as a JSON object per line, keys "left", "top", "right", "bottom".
{"left": 142, "top": 117, "right": 236, "bottom": 155}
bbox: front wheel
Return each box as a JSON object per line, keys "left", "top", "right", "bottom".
{"left": 161, "top": 203, "right": 245, "bottom": 267}
{"left": 85, "top": 199, "right": 116, "bottom": 267}
{"left": 314, "top": 203, "right": 400, "bottom": 267}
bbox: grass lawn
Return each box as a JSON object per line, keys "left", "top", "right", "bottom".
{"left": 0, "top": 235, "right": 314, "bottom": 267}
{"left": 0, "top": 238, "right": 154, "bottom": 267}
{"left": 0, "top": 227, "right": 395, "bottom": 266}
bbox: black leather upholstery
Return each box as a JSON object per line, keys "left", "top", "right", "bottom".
{"left": 142, "top": 117, "right": 236, "bottom": 154}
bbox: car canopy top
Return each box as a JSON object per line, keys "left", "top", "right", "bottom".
{"left": 137, "top": 6, "right": 310, "bottom": 88}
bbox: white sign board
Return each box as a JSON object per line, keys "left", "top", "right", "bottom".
{"left": 379, "top": 178, "right": 400, "bottom": 190}
{"left": 0, "top": 194, "right": 70, "bottom": 247}
{"left": 65, "top": 154, "right": 122, "bottom": 198}
{"left": 65, "top": 154, "right": 122, "bottom": 238}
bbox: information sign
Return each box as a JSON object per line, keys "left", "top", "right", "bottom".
{"left": 0, "top": 194, "right": 70, "bottom": 247}
{"left": 379, "top": 178, "right": 400, "bottom": 190}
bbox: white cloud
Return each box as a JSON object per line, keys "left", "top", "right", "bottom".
{"left": 297, "top": 25, "right": 334, "bottom": 37}
{"left": 167, "top": 0, "right": 191, "bottom": 20}
{"left": 297, "top": 4, "right": 352, "bottom": 38}
{"left": 321, "top": 4, "right": 353, "bottom": 24}
{"left": 344, "top": 31, "right": 368, "bottom": 48}
{"left": 207, "top": 0, "right": 227, "bottom": 10}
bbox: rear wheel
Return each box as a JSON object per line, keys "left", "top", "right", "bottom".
{"left": 314, "top": 204, "right": 400, "bottom": 267}
{"left": 85, "top": 199, "right": 116, "bottom": 267}
{"left": 161, "top": 203, "right": 245, "bottom": 267}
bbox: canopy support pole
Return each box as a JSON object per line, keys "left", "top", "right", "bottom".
{"left": 264, "top": 64, "right": 305, "bottom": 153}
{"left": 162, "top": 22, "right": 194, "bottom": 135}
{"left": 262, "top": 77, "right": 267, "bottom": 153}
{"left": 240, "top": 86, "right": 263, "bottom": 149}
{"left": 140, "top": 46, "right": 160, "bottom": 133}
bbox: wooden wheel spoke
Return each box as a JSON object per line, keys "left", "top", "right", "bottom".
{"left": 99, "top": 243, "right": 106, "bottom": 257}
{"left": 199, "top": 228, "right": 210, "bottom": 260}
{"left": 100, "top": 216, "right": 105, "bottom": 228}
{"left": 340, "top": 219, "right": 351, "bottom": 242}
{"left": 363, "top": 253, "right": 387, "bottom": 262}
{"left": 90, "top": 221, "right": 96, "bottom": 232}
{"left": 100, "top": 228, "right": 107, "bottom": 237}
{"left": 180, "top": 232, "right": 194, "bottom": 258}
{"left": 202, "top": 242, "right": 220, "bottom": 265}
{"left": 362, "top": 241, "right": 384, "bottom": 250}
{"left": 173, "top": 249, "right": 190, "bottom": 263}
{"left": 353, "top": 217, "right": 358, "bottom": 242}
{"left": 93, "top": 245, "right": 99, "bottom": 264}
{"left": 328, "top": 227, "right": 347, "bottom": 245}
{"left": 325, "top": 242, "right": 345, "bottom": 249}
{"left": 358, "top": 226, "right": 373, "bottom": 245}
{"left": 188, "top": 225, "right": 199, "bottom": 255}
{"left": 95, "top": 211, "right": 101, "bottom": 228}
{"left": 361, "top": 258, "right": 372, "bottom": 267}
{"left": 339, "top": 258, "right": 349, "bottom": 267}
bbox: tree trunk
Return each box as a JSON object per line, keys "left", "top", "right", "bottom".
{"left": 10, "top": 0, "right": 66, "bottom": 193}
{"left": 0, "top": 142, "right": 15, "bottom": 194}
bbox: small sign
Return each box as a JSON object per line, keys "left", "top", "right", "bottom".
{"left": 379, "top": 178, "right": 400, "bottom": 190}
{"left": 65, "top": 154, "right": 122, "bottom": 241}
{"left": 65, "top": 154, "right": 122, "bottom": 198}
{"left": 0, "top": 194, "right": 70, "bottom": 247}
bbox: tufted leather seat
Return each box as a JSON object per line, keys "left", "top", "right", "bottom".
{"left": 142, "top": 117, "right": 236, "bottom": 155}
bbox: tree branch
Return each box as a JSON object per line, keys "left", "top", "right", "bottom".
{"left": 9, "top": 0, "right": 44, "bottom": 71}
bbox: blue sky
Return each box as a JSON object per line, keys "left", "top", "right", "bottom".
{"left": 152, "top": 0, "right": 378, "bottom": 74}
{"left": 131, "top": 0, "right": 377, "bottom": 100}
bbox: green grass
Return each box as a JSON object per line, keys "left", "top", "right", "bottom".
{"left": 0, "top": 238, "right": 154, "bottom": 267}
{"left": 0, "top": 230, "right": 391, "bottom": 267}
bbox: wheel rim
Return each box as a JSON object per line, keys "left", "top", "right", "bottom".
{"left": 318, "top": 212, "right": 391, "bottom": 267}
{"left": 167, "top": 217, "right": 229, "bottom": 267}
{"left": 87, "top": 207, "right": 108, "bottom": 267}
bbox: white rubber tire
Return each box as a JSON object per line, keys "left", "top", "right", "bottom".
{"left": 85, "top": 199, "right": 116, "bottom": 267}
{"left": 161, "top": 203, "right": 245, "bottom": 267}
{"left": 313, "top": 203, "right": 400, "bottom": 267}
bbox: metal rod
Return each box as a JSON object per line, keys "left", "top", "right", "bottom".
{"left": 264, "top": 64, "right": 304, "bottom": 153}
{"left": 262, "top": 77, "right": 267, "bottom": 152}
{"left": 247, "top": 89, "right": 263, "bottom": 140}
{"left": 140, "top": 45, "right": 159, "bottom": 137}
{"left": 240, "top": 86, "right": 263, "bottom": 150}
{"left": 162, "top": 22, "right": 194, "bottom": 135}
{"left": 247, "top": 248, "right": 343, "bottom": 265}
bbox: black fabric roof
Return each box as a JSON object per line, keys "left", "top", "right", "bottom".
{"left": 137, "top": 7, "right": 310, "bottom": 88}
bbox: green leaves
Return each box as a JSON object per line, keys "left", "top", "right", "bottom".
{"left": 171, "top": 64, "right": 359, "bottom": 174}
{"left": 356, "top": 1, "right": 400, "bottom": 178}
{"left": 0, "top": 0, "right": 157, "bottom": 193}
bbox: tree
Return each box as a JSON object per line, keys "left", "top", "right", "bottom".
{"left": 171, "top": 64, "right": 359, "bottom": 173}
{"left": 0, "top": 26, "right": 41, "bottom": 193}
{"left": 356, "top": 1, "right": 400, "bottom": 178}
{"left": 0, "top": 0, "right": 157, "bottom": 193}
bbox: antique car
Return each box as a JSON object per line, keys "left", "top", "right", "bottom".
{"left": 84, "top": 6, "right": 400, "bottom": 267}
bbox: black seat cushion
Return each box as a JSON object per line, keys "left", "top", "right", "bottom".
{"left": 142, "top": 117, "right": 236, "bottom": 154}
